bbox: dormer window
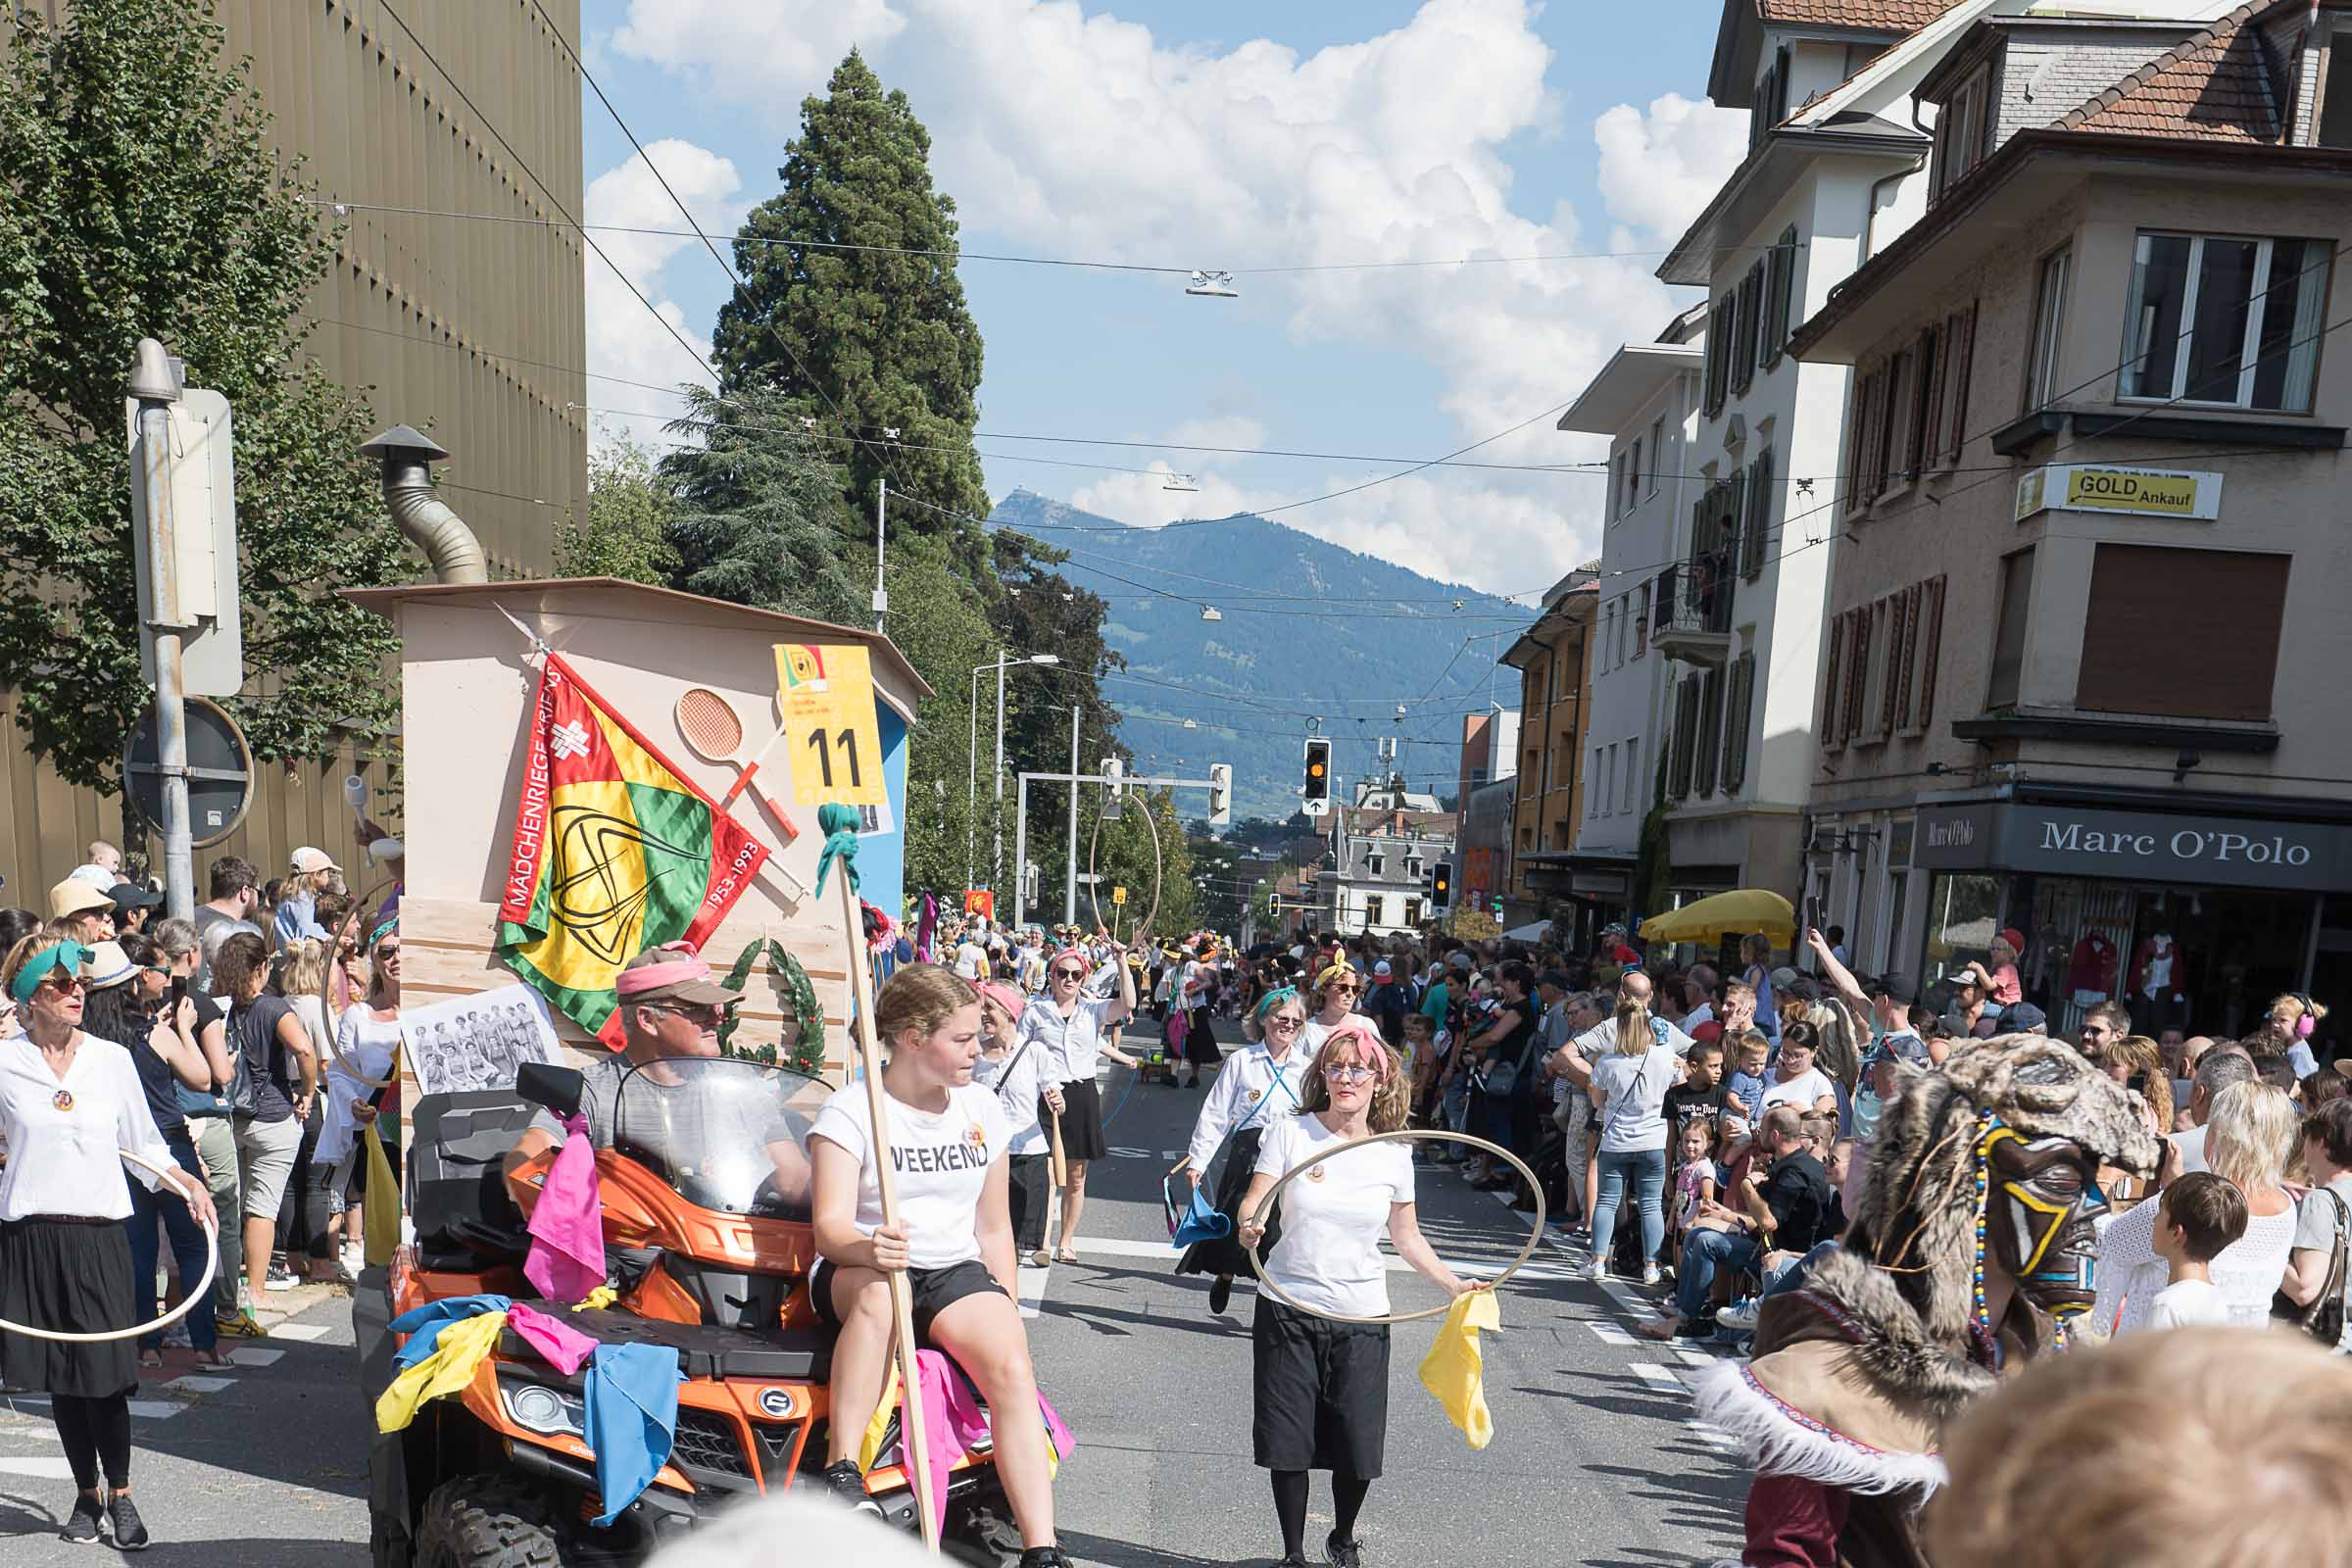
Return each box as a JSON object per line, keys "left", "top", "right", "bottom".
{"left": 1931, "top": 68, "right": 1990, "bottom": 196}
{"left": 1750, "top": 44, "right": 1791, "bottom": 153}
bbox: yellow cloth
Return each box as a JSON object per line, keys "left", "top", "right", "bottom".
{"left": 858, "top": 1361, "right": 904, "bottom": 1473}
{"left": 362, "top": 1119, "right": 402, "bottom": 1268}
{"left": 375, "top": 1311, "right": 510, "bottom": 1433}
{"left": 1417, "top": 1290, "right": 1500, "bottom": 1450}
{"left": 571, "top": 1285, "right": 617, "bottom": 1313}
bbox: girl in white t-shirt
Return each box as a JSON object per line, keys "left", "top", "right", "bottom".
{"left": 807, "top": 965, "right": 1068, "bottom": 1568}
{"left": 1236, "top": 1021, "right": 1478, "bottom": 1568}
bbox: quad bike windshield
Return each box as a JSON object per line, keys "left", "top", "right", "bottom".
{"left": 609, "top": 1056, "right": 831, "bottom": 1221}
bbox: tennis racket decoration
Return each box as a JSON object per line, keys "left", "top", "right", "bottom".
{"left": 1242, "top": 1130, "right": 1544, "bottom": 1327}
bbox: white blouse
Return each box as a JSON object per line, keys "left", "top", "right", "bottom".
{"left": 2092, "top": 1186, "right": 2300, "bottom": 1336}
{"left": 0, "top": 1033, "right": 176, "bottom": 1221}
{"left": 1186, "top": 1040, "right": 1318, "bottom": 1171}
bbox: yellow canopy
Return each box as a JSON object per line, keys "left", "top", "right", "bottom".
{"left": 1640, "top": 888, "right": 1795, "bottom": 946}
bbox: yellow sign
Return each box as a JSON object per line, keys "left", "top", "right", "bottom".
{"left": 772, "top": 643, "right": 886, "bottom": 808}
{"left": 2016, "top": 465, "right": 2221, "bottom": 521}
{"left": 1112, "top": 885, "right": 1128, "bottom": 906}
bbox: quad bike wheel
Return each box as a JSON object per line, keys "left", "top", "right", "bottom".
{"left": 414, "top": 1476, "right": 575, "bottom": 1568}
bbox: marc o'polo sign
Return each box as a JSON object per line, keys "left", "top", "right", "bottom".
{"left": 1915, "top": 804, "right": 2347, "bottom": 891}
{"left": 2014, "top": 465, "right": 2222, "bottom": 522}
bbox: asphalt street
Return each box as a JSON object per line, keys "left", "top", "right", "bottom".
{"left": 0, "top": 1021, "right": 1752, "bottom": 1566}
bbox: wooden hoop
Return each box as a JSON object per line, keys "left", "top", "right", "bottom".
{"left": 0, "top": 1152, "right": 217, "bottom": 1344}
{"left": 1086, "top": 791, "right": 1163, "bottom": 946}
{"left": 1242, "top": 1129, "right": 1544, "bottom": 1326}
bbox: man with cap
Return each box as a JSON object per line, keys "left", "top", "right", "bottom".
{"left": 48, "top": 874, "right": 117, "bottom": 945}
{"left": 108, "top": 881, "right": 165, "bottom": 938}
{"left": 1998, "top": 1002, "right": 2049, "bottom": 1036}
{"left": 1365, "top": 957, "right": 1411, "bottom": 1047}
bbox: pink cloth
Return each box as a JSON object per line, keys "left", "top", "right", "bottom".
{"left": 524, "top": 1113, "right": 608, "bottom": 1304}
{"left": 906, "top": 1349, "right": 1075, "bottom": 1540}
{"left": 506, "top": 1302, "right": 598, "bottom": 1376}
{"left": 612, "top": 943, "right": 713, "bottom": 997}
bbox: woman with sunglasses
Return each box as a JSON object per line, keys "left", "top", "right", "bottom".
{"left": 1178, "top": 985, "right": 1318, "bottom": 1318}
{"left": 1303, "top": 962, "right": 1376, "bottom": 1055}
{"left": 0, "top": 925, "right": 219, "bottom": 1548}
{"left": 1236, "top": 1022, "right": 1478, "bottom": 1568}
{"left": 1014, "top": 943, "right": 1139, "bottom": 1263}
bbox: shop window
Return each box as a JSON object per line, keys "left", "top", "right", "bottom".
{"left": 1986, "top": 548, "right": 2034, "bottom": 710}
{"left": 2119, "top": 232, "right": 2327, "bottom": 412}
{"left": 2076, "top": 545, "right": 2288, "bottom": 721}
{"left": 1926, "top": 872, "right": 2003, "bottom": 990}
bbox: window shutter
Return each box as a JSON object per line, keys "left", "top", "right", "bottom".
{"left": 1695, "top": 668, "right": 1725, "bottom": 796}
{"left": 1821, "top": 612, "right": 1846, "bottom": 748}
{"left": 1733, "top": 263, "right": 1764, "bottom": 396}
{"left": 1942, "top": 306, "right": 1977, "bottom": 464}
{"left": 1723, "top": 652, "right": 1754, "bottom": 794}
{"left": 1917, "top": 575, "right": 1946, "bottom": 730}
{"left": 1920, "top": 324, "right": 1946, "bottom": 473}
{"left": 1895, "top": 581, "right": 1924, "bottom": 728}
{"left": 1879, "top": 592, "right": 1907, "bottom": 737}
{"left": 1705, "top": 303, "right": 1729, "bottom": 416}
{"left": 1670, "top": 678, "right": 1698, "bottom": 799}
{"left": 1844, "top": 608, "right": 1873, "bottom": 740}
{"left": 1742, "top": 447, "right": 1774, "bottom": 580}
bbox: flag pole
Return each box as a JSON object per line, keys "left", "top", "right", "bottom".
{"left": 819, "top": 805, "right": 939, "bottom": 1551}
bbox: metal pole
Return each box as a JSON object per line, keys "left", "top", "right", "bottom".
{"left": 872, "top": 476, "right": 888, "bottom": 633}
{"left": 966, "top": 665, "right": 981, "bottom": 893}
{"left": 1063, "top": 705, "right": 1081, "bottom": 927}
{"left": 128, "top": 339, "right": 193, "bottom": 923}
{"left": 1014, "top": 778, "right": 1029, "bottom": 928}
{"left": 993, "top": 651, "right": 1008, "bottom": 893}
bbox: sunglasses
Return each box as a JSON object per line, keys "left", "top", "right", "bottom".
{"left": 39, "top": 972, "right": 85, "bottom": 996}
{"left": 1325, "top": 1063, "right": 1378, "bottom": 1082}
{"left": 1328, "top": 981, "right": 1361, "bottom": 993}
{"left": 1053, "top": 967, "right": 1087, "bottom": 981}
{"left": 1264, "top": 1014, "right": 1304, "bottom": 1031}
{"left": 644, "top": 1001, "right": 725, "bottom": 1028}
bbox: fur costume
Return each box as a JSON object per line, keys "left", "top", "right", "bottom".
{"left": 1690, "top": 1036, "right": 2159, "bottom": 1568}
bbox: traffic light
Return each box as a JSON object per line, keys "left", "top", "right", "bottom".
{"left": 1102, "top": 756, "right": 1124, "bottom": 820}
{"left": 1208, "top": 762, "right": 1232, "bottom": 827}
{"left": 1302, "top": 738, "right": 1331, "bottom": 803}
{"left": 1491, "top": 895, "right": 1504, "bottom": 915}
{"left": 1430, "top": 861, "right": 1452, "bottom": 908}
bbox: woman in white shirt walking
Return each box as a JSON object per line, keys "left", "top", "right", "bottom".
{"left": 1178, "top": 984, "right": 1317, "bottom": 1318}
{"left": 971, "top": 980, "right": 1054, "bottom": 1267}
{"left": 0, "top": 928, "right": 217, "bottom": 1549}
{"left": 1237, "top": 1022, "right": 1477, "bottom": 1568}
{"left": 806, "top": 964, "right": 1069, "bottom": 1568}
{"left": 1014, "top": 943, "right": 1138, "bottom": 1262}
{"left": 1558, "top": 987, "right": 1679, "bottom": 1286}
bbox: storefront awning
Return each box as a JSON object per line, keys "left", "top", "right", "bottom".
{"left": 1915, "top": 802, "right": 2352, "bottom": 892}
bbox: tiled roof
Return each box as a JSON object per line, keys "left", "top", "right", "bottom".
{"left": 2057, "top": 1, "right": 2280, "bottom": 142}
{"left": 1756, "top": 0, "right": 1965, "bottom": 28}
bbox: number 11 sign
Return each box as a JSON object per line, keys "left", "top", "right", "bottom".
{"left": 772, "top": 642, "right": 888, "bottom": 808}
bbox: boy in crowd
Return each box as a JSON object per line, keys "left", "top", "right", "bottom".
{"left": 1723, "top": 1030, "right": 1770, "bottom": 1123}
{"left": 2141, "top": 1171, "right": 2246, "bottom": 1332}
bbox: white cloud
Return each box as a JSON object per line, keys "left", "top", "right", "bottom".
{"left": 581, "top": 138, "right": 746, "bottom": 453}
{"left": 611, "top": 1, "right": 1742, "bottom": 583}
{"left": 1593, "top": 92, "right": 1748, "bottom": 247}
{"left": 612, "top": 0, "right": 905, "bottom": 110}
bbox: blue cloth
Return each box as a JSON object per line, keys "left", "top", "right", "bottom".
{"left": 389, "top": 1294, "right": 513, "bottom": 1370}
{"left": 585, "top": 1342, "right": 681, "bottom": 1526}
{"left": 1591, "top": 1147, "right": 1667, "bottom": 1267}
{"left": 1170, "top": 1185, "right": 1233, "bottom": 1248}
{"left": 274, "top": 891, "right": 328, "bottom": 946}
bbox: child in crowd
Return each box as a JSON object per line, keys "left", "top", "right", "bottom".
{"left": 1963, "top": 930, "right": 2025, "bottom": 1008}
{"left": 1670, "top": 1116, "right": 1720, "bottom": 1269}
{"left": 2141, "top": 1171, "right": 2247, "bottom": 1332}
{"left": 1663, "top": 1039, "right": 1729, "bottom": 1160}
{"left": 1723, "top": 1030, "right": 1770, "bottom": 1123}
{"left": 1402, "top": 1012, "right": 1442, "bottom": 1125}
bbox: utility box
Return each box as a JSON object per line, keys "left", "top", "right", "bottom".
{"left": 126, "top": 388, "right": 244, "bottom": 698}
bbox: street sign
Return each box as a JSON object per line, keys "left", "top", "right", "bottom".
{"left": 125, "top": 387, "right": 244, "bottom": 698}
{"left": 123, "top": 695, "right": 252, "bottom": 847}
{"left": 1112, "top": 885, "right": 1128, "bottom": 906}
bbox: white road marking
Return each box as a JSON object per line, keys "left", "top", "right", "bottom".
{"left": 230, "top": 1348, "right": 286, "bottom": 1367}
{"left": 1588, "top": 1323, "right": 1636, "bottom": 1346}
{"left": 0, "top": 1456, "right": 76, "bottom": 1479}
{"left": 1675, "top": 1348, "right": 1719, "bottom": 1368}
{"left": 6, "top": 1396, "right": 186, "bottom": 1421}
{"left": 267, "top": 1323, "right": 330, "bottom": 1343}
{"left": 1628, "top": 1362, "right": 1682, "bottom": 1387}
{"left": 166, "top": 1375, "right": 237, "bottom": 1395}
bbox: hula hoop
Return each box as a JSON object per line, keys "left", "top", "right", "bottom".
{"left": 1243, "top": 1129, "right": 1544, "bottom": 1326}
{"left": 0, "top": 1151, "right": 218, "bottom": 1344}
{"left": 1087, "top": 791, "right": 1164, "bottom": 946}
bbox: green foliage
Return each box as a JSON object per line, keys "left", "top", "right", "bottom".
{"left": 558, "top": 433, "right": 677, "bottom": 585}
{"left": 870, "top": 534, "right": 997, "bottom": 899}
{"left": 661, "top": 384, "right": 861, "bottom": 618}
{"left": 0, "top": 0, "right": 406, "bottom": 789}
{"left": 713, "top": 51, "right": 989, "bottom": 547}
{"left": 716, "top": 936, "right": 826, "bottom": 1076}
{"left": 1087, "top": 787, "right": 1196, "bottom": 942}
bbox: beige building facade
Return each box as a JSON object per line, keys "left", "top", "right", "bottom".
{"left": 1499, "top": 572, "right": 1597, "bottom": 925}
{"left": 0, "top": 0, "right": 587, "bottom": 898}
{"left": 1791, "top": 1, "right": 2352, "bottom": 1035}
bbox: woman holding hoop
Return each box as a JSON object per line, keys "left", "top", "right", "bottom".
{"left": 806, "top": 965, "right": 1071, "bottom": 1568}
{"left": 1, "top": 928, "right": 218, "bottom": 1548}
{"left": 1237, "top": 1022, "right": 1477, "bottom": 1568}
{"left": 1178, "top": 985, "right": 1317, "bottom": 1317}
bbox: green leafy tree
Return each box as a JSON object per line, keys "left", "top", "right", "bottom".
{"left": 871, "top": 534, "right": 996, "bottom": 899}
{"left": 713, "top": 51, "right": 988, "bottom": 546}
{"left": 661, "top": 385, "right": 861, "bottom": 620}
{"left": 0, "top": 0, "right": 407, "bottom": 788}
{"left": 557, "top": 432, "right": 678, "bottom": 585}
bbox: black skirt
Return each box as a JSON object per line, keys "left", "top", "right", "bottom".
{"left": 1046, "top": 1077, "right": 1108, "bottom": 1163}
{"left": 1183, "top": 1005, "right": 1222, "bottom": 1066}
{"left": 1175, "top": 1125, "right": 1277, "bottom": 1279}
{"left": 0, "top": 1218, "right": 139, "bottom": 1398}
{"left": 1251, "top": 1296, "right": 1391, "bottom": 1476}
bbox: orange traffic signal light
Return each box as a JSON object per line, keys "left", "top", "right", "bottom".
{"left": 1302, "top": 738, "right": 1332, "bottom": 801}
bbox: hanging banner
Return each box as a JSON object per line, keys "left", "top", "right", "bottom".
{"left": 773, "top": 643, "right": 888, "bottom": 808}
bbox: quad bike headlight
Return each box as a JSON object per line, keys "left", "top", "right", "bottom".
{"left": 504, "top": 1382, "right": 586, "bottom": 1438}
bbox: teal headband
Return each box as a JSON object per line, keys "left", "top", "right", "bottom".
{"left": 1253, "top": 985, "right": 1300, "bottom": 1021}
{"left": 368, "top": 918, "right": 398, "bottom": 952}
{"left": 10, "top": 940, "right": 91, "bottom": 1004}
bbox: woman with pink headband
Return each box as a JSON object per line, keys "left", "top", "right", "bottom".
{"left": 1013, "top": 943, "right": 1138, "bottom": 1263}
{"left": 971, "top": 982, "right": 1054, "bottom": 1266}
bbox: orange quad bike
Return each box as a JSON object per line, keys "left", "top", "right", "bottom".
{"left": 357, "top": 1056, "right": 1023, "bottom": 1567}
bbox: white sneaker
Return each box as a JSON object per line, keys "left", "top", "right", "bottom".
{"left": 1587, "top": 1260, "right": 1608, "bottom": 1284}
{"left": 1642, "top": 1263, "right": 1663, "bottom": 1287}
{"left": 1718, "top": 1297, "right": 1761, "bottom": 1332}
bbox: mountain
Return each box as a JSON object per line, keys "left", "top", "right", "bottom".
{"left": 986, "top": 489, "right": 1533, "bottom": 821}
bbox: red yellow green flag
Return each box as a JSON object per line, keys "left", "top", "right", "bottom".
{"left": 497, "top": 655, "right": 768, "bottom": 1048}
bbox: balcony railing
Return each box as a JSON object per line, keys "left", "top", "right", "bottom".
{"left": 1652, "top": 558, "right": 1735, "bottom": 666}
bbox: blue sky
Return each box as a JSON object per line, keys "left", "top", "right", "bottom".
{"left": 575, "top": 0, "right": 1745, "bottom": 595}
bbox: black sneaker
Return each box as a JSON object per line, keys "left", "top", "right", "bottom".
{"left": 107, "top": 1494, "right": 149, "bottom": 1551}
{"left": 61, "top": 1494, "right": 103, "bottom": 1544}
{"left": 1326, "top": 1532, "right": 1363, "bottom": 1568}
{"left": 1207, "top": 1275, "right": 1233, "bottom": 1315}
{"left": 821, "top": 1459, "right": 881, "bottom": 1516}
{"left": 1016, "top": 1548, "right": 1073, "bottom": 1568}
{"left": 1276, "top": 1555, "right": 1309, "bottom": 1567}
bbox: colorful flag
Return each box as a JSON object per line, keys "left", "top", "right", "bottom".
{"left": 498, "top": 655, "right": 767, "bottom": 1048}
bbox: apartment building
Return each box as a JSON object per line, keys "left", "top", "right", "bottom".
{"left": 1498, "top": 571, "right": 1598, "bottom": 922}
{"left": 0, "top": 0, "right": 586, "bottom": 885}
{"left": 1322, "top": 780, "right": 1456, "bottom": 939}
{"left": 1790, "top": 0, "right": 2352, "bottom": 1033}
{"left": 1558, "top": 305, "right": 1706, "bottom": 927}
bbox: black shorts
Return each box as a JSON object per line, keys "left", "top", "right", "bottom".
{"left": 1048, "top": 1078, "right": 1108, "bottom": 1163}
{"left": 1251, "top": 1296, "right": 1391, "bottom": 1477}
{"left": 811, "top": 1256, "right": 1007, "bottom": 1342}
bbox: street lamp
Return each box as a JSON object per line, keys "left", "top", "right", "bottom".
{"left": 968, "top": 652, "right": 1061, "bottom": 892}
